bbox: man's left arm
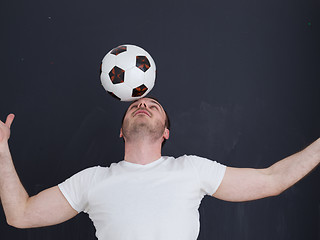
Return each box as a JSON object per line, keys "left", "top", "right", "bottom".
{"left": 212, "top": 138, "right": 320, "bottom": 202}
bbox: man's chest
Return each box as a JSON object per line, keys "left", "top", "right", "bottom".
{"left": 87, "top": 169, "right": 202, "bottom": 216}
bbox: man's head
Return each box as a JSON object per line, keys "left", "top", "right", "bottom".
{"left": 120, "top": 97, "right": 170, "bottom": 147}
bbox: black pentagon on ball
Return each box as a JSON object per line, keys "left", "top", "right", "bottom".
{"left": 132, "top": 84, "right": 148, "bottom": 97}
{"left": 136, "top": 56, "right": 151, "bottom": 72}
{"left": 109, "top": 66, "right": 125, "bottom": 84}
{"left": 107, "top": 91, "right": 121, "bottom": 101}
{"left": 111, "top": 46, "right": 127, "bottom": 55}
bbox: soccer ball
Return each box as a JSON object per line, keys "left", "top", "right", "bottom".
{"left": 100, "top": 44, "right": 156, "bottom": 101}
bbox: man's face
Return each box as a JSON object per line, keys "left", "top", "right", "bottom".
{"left": 120, "top": 98, "right": 169, "bottom": 143}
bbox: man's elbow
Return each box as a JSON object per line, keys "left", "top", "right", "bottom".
{"left": 269, "top": 188, "right": 283, "bottom": 197}
{"left": 6, "top": 216, "right": 30, "bottom": 229}
{"left": 263, "top": 168, "right": 286, "bottom": 197}
{"left": 267, "top": 180, "right": 286, "bottom": 197}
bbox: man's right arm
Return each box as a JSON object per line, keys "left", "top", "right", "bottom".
{"left": 0, "top": 114, "right": 78, "bottom": 228}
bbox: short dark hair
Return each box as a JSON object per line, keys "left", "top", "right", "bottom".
{"left": 121, "top": 96, "right": 170, "bottom": 147}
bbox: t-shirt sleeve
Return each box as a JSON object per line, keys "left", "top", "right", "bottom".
{"left": 58, "top": 166, "right": 99, "bottom": 213}
{"left": 186, "top": 155, "right": 226, "bottom": 196}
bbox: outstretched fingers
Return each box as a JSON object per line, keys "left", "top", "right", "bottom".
{"left": 5, "top": 114, "right": 15, "bottom": 128}
{"left": 0, "top": 114, "right": 14, "bottom": 142}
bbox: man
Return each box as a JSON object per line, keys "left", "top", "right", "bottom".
{"left": 0, "top": 97, "right": 319, "bottom": 239}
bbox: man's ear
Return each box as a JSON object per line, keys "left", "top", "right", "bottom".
{"left": 163, "top": 128, "right": 170, "bottom": 140}
{"left": 120, "top": 128, "right": 123, "bottom": 138}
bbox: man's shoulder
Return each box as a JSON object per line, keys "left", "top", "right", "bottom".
{"left": 162, "top": 155, "right": 206, "bottom": 167}
{"left": 73, "top": 165, "right": 111, "bottom": 180}
{"left": 165, "top": 154, "right": 225, "bottom": 168}
{"left": 163, "top": 154, "right": 207, "bottom": 162}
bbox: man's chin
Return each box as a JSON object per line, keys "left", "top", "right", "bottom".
{"left": 122, "top": 119, "right": 165, "bottom": 141}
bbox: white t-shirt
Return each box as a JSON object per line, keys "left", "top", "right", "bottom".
{"left": 58, "top": 155, "right": 226, "bottom": 240}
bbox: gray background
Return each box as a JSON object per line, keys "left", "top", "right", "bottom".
{"left": 0, "top": 0, "right": 319, "bottom": 239}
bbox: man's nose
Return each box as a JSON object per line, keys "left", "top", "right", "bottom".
{"left": 138, "top": 101, "right": 147, "bottom": 108}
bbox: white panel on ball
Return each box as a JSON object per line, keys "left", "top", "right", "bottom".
{"left": 125, "top": 67, "right": 146, "bottom": 88}
{"left": 113, "top": 83, "right": 135, "bottom": 101}
{"left": 101, "top": 54, "right": 116, "bottom": 73}
{"left": 127, "top": 45, "right": 148, "bottom": 57}
{"left": 115, "top": 52, "right": 136, "bottom": 71}
{"left": 144, "top": 67, "right": 156, "bottom": 88}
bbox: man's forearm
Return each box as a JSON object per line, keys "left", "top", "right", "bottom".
{"left": 0, "top": 143, "right": 29, "bottom": 226}
{"left": 268, "top": 138, "right": 320, "bottom": 194}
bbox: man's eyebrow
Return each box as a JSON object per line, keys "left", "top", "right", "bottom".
{"left": 150, "top": 100, "right": 162, "bottom": 109}
{"left": 129, "top": 100, "right": 139, "bottom": 108}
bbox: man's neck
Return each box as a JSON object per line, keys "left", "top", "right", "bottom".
{"left": 123, "top": 139, "right": 162, "bottom": 165}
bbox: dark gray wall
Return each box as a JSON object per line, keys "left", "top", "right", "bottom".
{"left": 0, "top": 0, "right": 319, "bottom": 239}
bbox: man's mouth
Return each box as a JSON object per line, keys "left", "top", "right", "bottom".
{"left": 133, "top": 109, "right": 151, "bottom": 117}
